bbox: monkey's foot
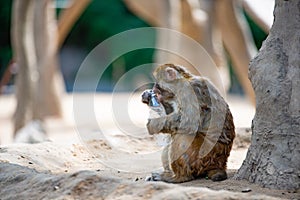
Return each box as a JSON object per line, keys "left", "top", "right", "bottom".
{"left": 145, "top": 175, "right": 152, "bottom": 181}
{"left": 145, "top": 170, "right": 174, "bottom": 182}
{"left": 207, "top": 169, "right": 227, "bottom": 181}
{"left": 145, "top": 172, "right": 163, "bottom": 181}
{"left": 146, "top": 171, "right": 194, "bottom": 183}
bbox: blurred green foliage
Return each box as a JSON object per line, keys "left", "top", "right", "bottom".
{"left": 244, "top": 11, "right": 268, "bottom": 49}
{"left": 64, "top": 1, "right": 151, "bottom": 49}
{"left": 0, "top": 0, "right": 12, "bottom": 80}
{"left": 61, "top": 0, "right": 155, "bottom": 91}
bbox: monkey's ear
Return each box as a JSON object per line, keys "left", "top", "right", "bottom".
{"left": 165, "top": 67, "right": 178, "bottom": 81}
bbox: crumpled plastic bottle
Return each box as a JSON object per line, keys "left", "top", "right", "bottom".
{"left": 147, "top": 90, "right": 170, "bottom": 146}
{"left": 148, "top": 90, "right": 166, "bottom": 119}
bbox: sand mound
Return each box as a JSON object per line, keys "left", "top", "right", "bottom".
{"left": 0, "top": 162, "right": 279, "bottom": 200}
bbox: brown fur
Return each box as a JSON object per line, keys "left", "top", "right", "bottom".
{"left": 143, "top": 64, "right": 235, "bottom": 183}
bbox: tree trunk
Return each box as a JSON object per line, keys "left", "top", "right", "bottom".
{"left": 32, "top": 0, "right": 63, "bottom": 120}
{"left": 234, "top": 0, "right": 300, "bottom": 190}
{"left": 215, "top": 0, "right": 257, "bottom": 105}
{"left": 12, "top": 0, "right": 63, "bottom": 135}
{"left": 12, "top": 0, "right": 36, "bottom": 134}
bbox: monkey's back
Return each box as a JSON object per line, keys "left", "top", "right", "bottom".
{"left": 190, "top": 76, "right": 235, "bottom": 144}
{"left": 169, "top": 76, "right": 235, "bottom": 180}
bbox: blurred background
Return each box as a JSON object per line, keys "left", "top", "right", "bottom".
{"left": 0, "top": 0, "right": 271, "bottom": 93}
{"left": 0, "top": 0, "right": 273, "bottom": 144}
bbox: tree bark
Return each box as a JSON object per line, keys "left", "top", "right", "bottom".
{"left": 234, "top": 0, "right": 300, "bottom": 190}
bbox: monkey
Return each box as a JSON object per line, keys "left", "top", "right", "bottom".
{"left": 141, "top": 63, "right": 235, "bottom": 183}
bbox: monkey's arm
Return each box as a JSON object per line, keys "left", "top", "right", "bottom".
{"left": 146, "top": 112, "right": 181, "bottom": 134}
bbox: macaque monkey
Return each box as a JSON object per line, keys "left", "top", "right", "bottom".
{"left": 142, "top": 64, "right": 235, "bottom": 183}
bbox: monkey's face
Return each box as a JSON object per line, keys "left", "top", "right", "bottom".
{"left": 152, "top": 64, "right": 180, "bottom": 104}
{"left": 141, "top": 83, "right": 175, "bottom": 115}
{"left": 152, "top": 83, "right": 176, "bottom": 115}
{"left": 152, "top": 83, "right": 174, "bottom": 103}
{"left": 142, "top": 64, "right": 191, "bottom": 114}
{"left": 142, "top": 83, "right": 176, "bottom": 115}
{"left": 151, "top": 64, "right": 187, "bottom": 115}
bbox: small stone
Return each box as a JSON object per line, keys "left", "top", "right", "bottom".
{"left": 241, "top": 188, "right": 252, "bottom": 193}
{"left": 54, "top": 186, "right": 59, "bottom": 190}
{"left": 263, "top": 142, "right": 268, "bottom": 146}
{"left": 283, "top": 168, "right": 294, "bottom": 173}
{"left": 135, "top": 177, "right": 139, "bottom": 181}
{"left": 28, "top": 162, "right": 33, "bottom": 164}
{"left": 266, "top": 163, "right": 275, "bottom": 175}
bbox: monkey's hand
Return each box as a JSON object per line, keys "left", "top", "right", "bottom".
{"left": 141, "top": 90, "right": 152, "bottom": 105}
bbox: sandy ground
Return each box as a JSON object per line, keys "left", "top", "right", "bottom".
{"left": 0, "top": 94, "right": 299, "bottom": 199}
{"left": 0, "top": 93, "right": 254, "bottom": 144}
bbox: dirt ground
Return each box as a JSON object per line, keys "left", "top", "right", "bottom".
{"left": 0, "top": 94, "right": 299, "bottom": 199}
